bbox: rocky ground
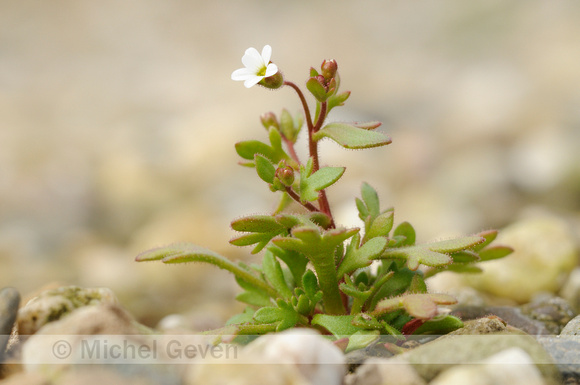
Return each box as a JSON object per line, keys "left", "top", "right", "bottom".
{"left": 1, "top": 0, "right": 580, "bottom": 384}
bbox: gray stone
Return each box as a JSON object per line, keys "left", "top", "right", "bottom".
{"left": 399, "top": 317, "right": 561, "bottom": 384}
{"left": 536, "top": 335, "right": 580, "bottom": 384}
{"left": 452, "top": 305, "right": 553, "bottom": 336}
{"left": 17, "top": 286, "right": 118, "bottom": 335}
{"left": 521, "top": 294, "right": 577, "bottom": 335}
{"left": 0, "top": 287, "right": 20, "bottom": 361}
{"left": 429, "top": 347, "right": 545, "bottom": 385}
{"left": 561, "top": 315, "right": 580, "bottom": 336}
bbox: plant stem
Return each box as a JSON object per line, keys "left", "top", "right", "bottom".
{"left": 284, "top": 81, "right": 313, "bottom": 133}
{"left": 284, "top": 83, "right": 335, "bottom": 228}
{"left": 282, "top": 137, "right": 300, "bottom": 165}
{"left": 284, "top": 187, "right": 320, "bottom": 213}
{"left": 311, "top": 252, "right": 347, "bottom": 315}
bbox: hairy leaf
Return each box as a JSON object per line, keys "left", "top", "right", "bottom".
{"left": 337, "top": 234, "right": 388, "bottom": 277}
{"left": 311, "top": 314, "right": 360, "bottom": 338}
{"left": 262, "top": 250, "right": 293, "bottom": 299}
{"left": 137, "top": 243, "right": 279, "bottom": 299}
{"left": 255, "top": 154, "right": 276, "bottom": 184}
{"left": 478, "top": 245, "right": 514, "bottom": 261}
{"left": 235, "top": 140, "right": 276, "bottom": 161}
{"left": 231, "top": 215, "right": 286, "bottom": 233}
{"left": 379, "top": 236, "right": 485, "bottom": 270}
{"left": 299, "top": 165, "right": 345, "bottom": 202}
{"left": 313, "top": 122, "right": 392, "bottom": 149}
{"left": 393, "top": 222, "right": 416, "bottom": 246}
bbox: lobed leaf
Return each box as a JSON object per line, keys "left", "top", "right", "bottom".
{"left": 380, "top": 236, "right": 485, "bottom": 271}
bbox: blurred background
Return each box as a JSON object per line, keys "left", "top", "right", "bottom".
{"left": 1, "top": 0, "right": 579, "bottom": 326}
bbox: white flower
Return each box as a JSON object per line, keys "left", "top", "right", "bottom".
{"left": 231, "top": 45, "right": 279, "bottom": 88}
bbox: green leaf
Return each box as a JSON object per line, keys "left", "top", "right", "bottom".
{"left": 353, "top": 121, "right": 382, "bottom": 130}
{"left": 231, "top": 215, "right": 286, "bottom": 233}
{"left": 408, "top": 273, "right": 428, "bottom": 294}
{"left": 302, "top": 270, "right": 321, "bottom": 301}
{"left": 299, "top": 165, "right": 345, "bottom": 202}
{"left": 412, "top": 315, "right": 463, "bottom": 335}
{"left": 345, "top": 330, "right": 380, "bottom": 353}
{"left": 306, "top": 77, "right": 328, "bottom": 102}
{"left": 268, "top": 246, "right": 308, "bottom": 286}
{"left": 253, "top": 300, "right": 300, "bottom": 331}
{"left": 361, "top": 182, "right": 380, "bottom": 220}
{"left": 365, "top": 209, "right": 394, "bottom": 240}
{"left": 472, "top": 230, "right": 498, "bottom": 251}
{"left": 327, "top": 91, "right": 350, "bottom": 113}
{"left": 478, "top": 245, "right": 514, "bottom": 261}
{"left": 311, "top": 314, "right": 360, "bottom": 338}
{"left": 279, "top": 109, "right": 301, "bottom": 143}
{"left": 268, "top": 126, "right": 283, "bottom": 153}
{"left": 379, "top": 236, "right": 485, "bottom": 271}
{"left": 142, "top": 243, "right": 279, "bottom": 299}
{"left": 426, "top": 236, "right": 485, "bottom": 253}
{"left": 225, "top": 307, "right": 255, "bottom": 326}
{"left": 262, "top": 250, "right": 293, "bottom": 299}
{"left": 313, "top": 122, "right": 392, "bottom": 149}
{"left": 255, "top": 154, "right": 276, "bottom": 184}
{"left": 337, "top": 234, "right": 388, "bottom": 277}
{"left": 393, "top": 222, "right": 416, "bottom": 246}
{"left": 450, "top": 250, "right": 480, "bottom": 263}
{"left": 235, "top": 140, "right": 276, "bottom": 161}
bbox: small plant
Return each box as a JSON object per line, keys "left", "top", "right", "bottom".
{"left": 136, "top": 45, "right": 512, "bottom": 351}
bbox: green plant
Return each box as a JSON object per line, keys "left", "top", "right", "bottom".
{"left": 136, "top": 45, "right": 513, "bottom": 351}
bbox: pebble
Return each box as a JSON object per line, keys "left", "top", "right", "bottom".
{"left": 465, "top": 215, "right": 578, "bottom": 303}
{"left": 429, "top": 347, "right": 545, "bottom": 385}
{"left": 17, "top": 286, "right": 118, "bottom": 335}
{"left": 345, "top": 357, "right": 427, "bottom": 385}
{"left": 186, "top": 329, "right": 346, "bottom": 385}
{"left": 520, "top": 294, "right": 577, "bottom": 335}
{"left": 400, "top": 317, "right": 561, "bottom": 383}
{"left": 21, "top": 304, "right": 148, "bottom": 376}
{"left": 0, "top": 287, "right": 20, "bottom": 362}
{"left": 561, "top": 267, "right": 580, "bottom": 313}
{"left": 561, "top": 315, "right": 580, "bottom": 336}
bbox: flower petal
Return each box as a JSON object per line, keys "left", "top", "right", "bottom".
{"left": 231, "top": 67, "right": 254, "bottom": 80}
{"left": 261, "top": 45, "right": 272, "bottom": 64}
{"left": 244, "top": 75, "right": 263, "bottom": 88}
{"left": 242, "top": 47, "right": 263, "bottom": 71}
{"left": 264, "top": 63, "right": 278, "bottom": 77}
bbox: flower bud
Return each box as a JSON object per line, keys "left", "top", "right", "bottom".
{"left": 275, "top": 162, "right": 295, "bottom": 186}
{"left": 321, "top": 59, "right": 338, "bottom": 80}
{"left": 259, "top": 72, "right": 284, "bottom": 89}
{"left": 260, "top": 112, "right": 279, "bottom": 130}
